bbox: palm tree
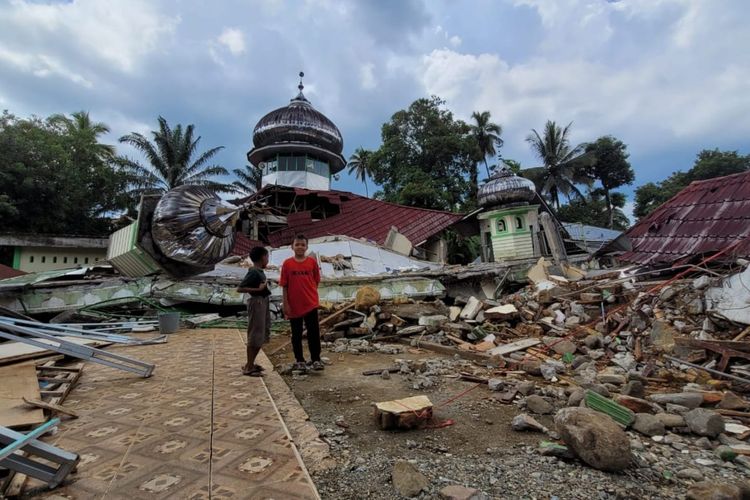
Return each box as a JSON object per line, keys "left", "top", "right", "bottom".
{"left": 231, "top": 164, "right": 262, "bottom": 195}
{"left": 117, "top": 116, "right": 229, "bottom": 198}
{"left": 50, "top": 111, "right": 115, "bottom": 160}
{"left": 524, "top": 120, "right": 592, "bottom": 210}
{"left": 470, "top": 111, "right": 503, "bottom": 178}
{"left": 347, "top": 147, "right": 373, "bottom": 197}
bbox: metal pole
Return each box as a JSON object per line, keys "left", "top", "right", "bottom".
{"left": 664, "top": 355, "right": 750, "bottom": 385}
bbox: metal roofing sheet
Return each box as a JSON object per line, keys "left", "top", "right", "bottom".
{"left": 620, "top": 170, "right": 750, "bottom": 265}
{"left": 266, "top": 191, "right": 463, "bottom": 248}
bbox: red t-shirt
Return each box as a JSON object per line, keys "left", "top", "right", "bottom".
{"left": 279, "top": 256, "right": 320, "bottom": 318}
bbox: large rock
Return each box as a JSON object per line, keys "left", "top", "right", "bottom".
{"left": 554, "top": 407, "right": 633, "bottom": 472}
{"left": 684, "top": 408, "right": 726, "bottom": 438}
{"left": 632, "top": 413, "right": 666, "bottom": 437}
{"left": 392, "top": 461, "right": 429, "bottom": 497}
{"left": 718, "top": 392, "right": 750, "bottom": 411}
{"left": 648, "top": 392, "right": 703, "bottom": 409}
{"left": 686, "top": 481, "right": 750, "bottom": 500}
{"left": 525, "top": 395, "right": 554, "bottom": 415}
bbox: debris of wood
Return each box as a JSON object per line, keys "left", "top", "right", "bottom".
{"left": 22, "top": 398, "right": 78, "bottom": 419}
{"left": 373, "top": 395, "right": 433, "bottom": 430}
{"left": 0, "top": 364, "right": 46, "bottom": 428}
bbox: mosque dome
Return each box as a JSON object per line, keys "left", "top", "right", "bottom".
{"left": 478, "top": 167, "right": 537, "bottom": 207}
{"left": 248, "top": 73, "right": 345, "bottom": 174}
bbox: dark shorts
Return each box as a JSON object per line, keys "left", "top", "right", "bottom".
{"left": 247, "top": 296, "right": 271, "bottom": 348}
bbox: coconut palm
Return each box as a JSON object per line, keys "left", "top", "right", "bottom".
{"left": 348, "top": 147, "right": 374, "bottom": 197}
{"left": 470, "top": 111, "right": 503, "bottom": 178}
{"left": 117, "top": 116, "right": 229, "bottom": 197}
{"left": 231, "top": 164, "right": 263, "bottom": 195}
{"left": 524, "top": 120, "right": 592, "bottom": 210}
{"left": 49, "top": 111, "right": 115, "bottom": 160}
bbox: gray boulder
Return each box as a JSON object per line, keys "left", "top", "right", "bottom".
{"left": 554, "top": 407, "right": 633, "bottom": 472}
{"left": 684, "top": 408, "right": 725, "bottom": 438}
{"left": 632, "top": 413, "right": 666, "bottom": 437}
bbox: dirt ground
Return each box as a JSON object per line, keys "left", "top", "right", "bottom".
{"left": 265, "top": 334, "right": 747, "bottom": 500}
{"left": 268, "top": 339, "right": 540, "bottom": 455}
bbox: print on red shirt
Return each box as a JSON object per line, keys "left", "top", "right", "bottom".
{"left": 279, "top": 256, "right": 320, "bottom": 319}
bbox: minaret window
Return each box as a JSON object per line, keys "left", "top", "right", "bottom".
{"left": 516, "top": 217, "right": 523, "bottom": 229}
{"left": 497, "top": 220, "right": 506, "bottom": 232}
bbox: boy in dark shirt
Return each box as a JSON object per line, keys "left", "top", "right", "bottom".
{"left": 237, "top": 246, "right": 271, "bottom": 377}
{"left": 279, "top": 234, "right": 323, "bottom": 373}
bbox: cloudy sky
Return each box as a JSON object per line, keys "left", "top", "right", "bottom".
{"left": 1, "top": 0, "right": 749, "bottom": 220}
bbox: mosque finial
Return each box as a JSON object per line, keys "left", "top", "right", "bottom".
{"left": 298, "top": 71, "right": 304, "bottom": 92}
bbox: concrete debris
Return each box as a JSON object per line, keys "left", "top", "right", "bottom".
{"left": 511, "top": 413, "right": 547, "bottom": 433}
{"left": 683, "top": 408, "right": 726, "bottom": 438}
{"left": 391, "top": 460, "right": 429, "bottom": 497}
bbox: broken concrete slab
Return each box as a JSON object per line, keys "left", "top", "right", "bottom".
{"left": 459, "top": 297, "right": 482, "bottom": 320}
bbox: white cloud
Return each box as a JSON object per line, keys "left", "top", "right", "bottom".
{"left": 217, "top": 28, "right": 246, "bottom": 55}
{"left": 359, "top": 63, "right": 377, "bottom": 90}
{"left": 413, "top": 0, "right": 750, "bottom": 172}
{"left": 449, "top": 35, "right": 462, "bottom": 47}
{"left": 0, "top": 0, "right": 179, "bottom": 74}
{"left": 0, "top": 46, "right": 92, "bottom": 88}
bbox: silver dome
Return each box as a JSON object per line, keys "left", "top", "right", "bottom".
{"left": 151, "top": 185, "right": 241, "bottom": 267}
{"left": 478, "top": 167, "right": 537, "bottom": 207}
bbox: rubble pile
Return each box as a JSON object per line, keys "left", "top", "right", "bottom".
{"left": 311, "top": 260, "right": 750, "bottom": 492}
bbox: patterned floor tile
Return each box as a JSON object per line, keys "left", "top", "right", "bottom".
{"left": 29, "top": 328, "right": 319, "bottom": 499}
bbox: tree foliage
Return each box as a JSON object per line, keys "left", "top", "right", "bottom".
{"left": 470, "top": 110, "right": 503, "bottom": 179}
{"left": 523, "top": 120, "right": 591, "bottom": 209}
{"left": 634, "top": 149, "right": 750, "bottom": 219}
{"left": 369, "top": 97, "right": 480, "bottom": 211}
{"left": 117, "top": 116, "right": 229, "bottom": 199}
{"left": 0, "top": 111, "right": 127, "bottom": 235}
{"left": 584, "top": 136, "right": 634, "bottom": 228}
{"left": 347, "top": 147, "right": 374, "bottom": 197}
{"left": 230, "top": 164, "right": 262, "bottom": 196}
{"left": 557, "top": 189, "right": 630, "bottom": 231}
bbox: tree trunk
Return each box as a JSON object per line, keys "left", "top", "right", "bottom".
{"left": 483, "top": 158, "right": 491, "bottom": 178}
{"left": 364, "top": 176, "right": 370, "bottom": 198}
{"left": 604, "top": 188, "right": 613, "bottom": 228}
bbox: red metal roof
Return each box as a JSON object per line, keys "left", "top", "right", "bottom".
{"left": 0, "top": 263, "right": 26, "bottom": 280}
{"left": 230, "top": 232, "right": 265, "bottom": 257}
{"left": 265, "top": 190, "right": 464, "bottom": 248}
{"left": 620, "top": 170, "right": 750, "bottom": 265}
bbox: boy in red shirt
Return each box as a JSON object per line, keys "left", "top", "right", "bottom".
{"left": 280, "top": 234, "right": 323, "bottom": 372}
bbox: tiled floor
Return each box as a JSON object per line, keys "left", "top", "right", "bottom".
{"left": 30, "top": 328, "right": 320, "bottom": 500}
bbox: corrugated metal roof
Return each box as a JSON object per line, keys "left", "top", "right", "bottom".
{"left": 561, "top": 222, "right": 622, "bottom": 242}
{"left": 230, "top": 232, "right": 265, "bottom": 256}
{"left": 619, "top": 170, "right": 750, "bottom": 265}
{"left": 0, "top": 264, "right": 26, "bottom": 280}
{"left": 265, "top": 190, "right": 464, "bottom": 248}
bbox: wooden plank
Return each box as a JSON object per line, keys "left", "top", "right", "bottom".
{"left": 0, "top": 364, "right": 45, "bottom": 428}
{"left": 0, "top": 336, "right": 105, "bottom": 365}
{"left": 319, "top": 302, "right": 355, "bottom": 327}
{"left": 22, "top": 397, "right": 78, "bottom": 419}
{"left": 489, "top": 338, "right": 541, "bottom": 356}
{"left": 398, "top": 339, "right": 492, "bottom": 363}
